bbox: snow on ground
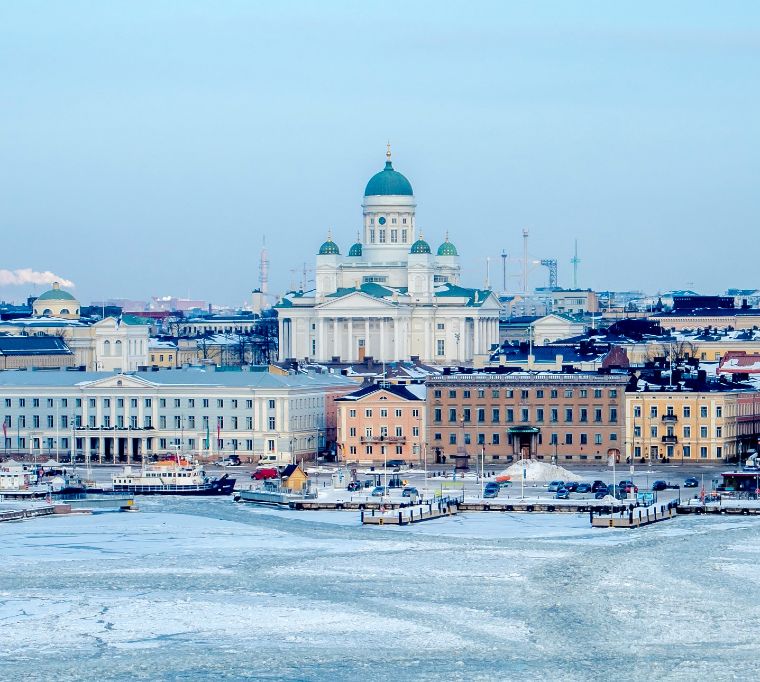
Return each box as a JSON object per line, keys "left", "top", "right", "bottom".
{"left": 500, "top": 458, "right": 583, "bottom": 483}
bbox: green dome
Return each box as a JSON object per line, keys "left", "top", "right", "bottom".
{"left": 348, "top": 242, "right": 363, "bottom": 257}
{"left": 437, "top": 239, "right": 458, "bottom": 256}
{"left": 36, "top": 283, "right": 76, "bottom": 301}
{"left": 318, "top": 240, "right": 340, "bottom": 255}
{"left": 410, "top": 238, "right": 431, "bottom": 254}
{"left": 364, "top": 160, "right": 413, "bottom": 197}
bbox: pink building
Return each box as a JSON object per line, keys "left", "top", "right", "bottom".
{"left": 336, "top": 384, "right": 426, "bottom": 465}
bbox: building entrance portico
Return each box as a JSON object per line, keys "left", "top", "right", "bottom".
{"left": 508, "top": 426, "right": 540, "bottom": 459}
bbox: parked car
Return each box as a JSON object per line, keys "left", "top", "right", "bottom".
{"left": 576, "top": 483, "right": 592, "bottom": 494}
{"left": 346, "top": 481, "right": 363, "bottom": 492}
{"left": 252, "top": 467, "right": 278, "bottom": 480}
{"left": 547, "top": 480, "right": 565, "bottom": 492}
{"left": 564, "top": 481, "right": 579, "bottom": 492}
{"left": 652, "top": 480, "right": 668, "bottom": 492}
{"left": 401, "top": 487, "right": 419, "bottom": 498}
{"left": 484, "top": 482, "right": 500, "bottom": 499}
{"left": 618, "top": 480, "right": 638, "bottom": 494}
{"left": 555, "top": 488, "right": 570, "bottom": 500}
{"left": 386, "top": 459, "right": 407, "bottom": 469}
{"left": 684, "top": 477, "right": 699, "bottom": 488}
{"left": 591, "top": 480, "right": 608, "bottom": 493}
{"left": 371, "top": 486, "right": 387, "bottom": 497}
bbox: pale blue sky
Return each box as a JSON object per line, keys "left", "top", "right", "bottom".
{"left": 1, "top": 1, "right": 758, "bottom": 305}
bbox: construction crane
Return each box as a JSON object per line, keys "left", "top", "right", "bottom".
{"left": 570, "top": 239, "right": 581, "bottom": 288}
{"left": 539, "top": 259, "right": 558, "bottom": 288}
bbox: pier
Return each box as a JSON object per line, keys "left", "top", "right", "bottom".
{"left": 591, "top": 501, "right": 678, "bottom": 528}
{"left": 361, "top": 499, "right": 459, "bottom": 526}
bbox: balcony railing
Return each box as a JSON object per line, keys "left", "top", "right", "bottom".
{"left": 661, "top": 414, "right": 678, "bottom": 423}
{"left": 661, "top": 435, "right": 678, "bottom": 444}
{"left": 360, "top": 435, "right": 406, "bottom": 444}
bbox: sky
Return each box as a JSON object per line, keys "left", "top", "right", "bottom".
{"left": 1, "top": 1, "right": 758, "bottom": 306}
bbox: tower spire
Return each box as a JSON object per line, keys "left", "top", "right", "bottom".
{"left": 386, "top": 141, "right": 391, "bottom": 161}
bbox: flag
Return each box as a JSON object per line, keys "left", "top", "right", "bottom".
{"left": 2, "top": 422, "right": 6, "bottom": 439}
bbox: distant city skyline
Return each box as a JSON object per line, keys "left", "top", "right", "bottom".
{"left": 2, "top": 1, "right": 758, "bottom": 305}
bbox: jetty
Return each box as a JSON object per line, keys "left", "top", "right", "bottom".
{"left": 0, "top": 503, "right": 71, "bottom": 523}
{"left": 361, "top": 498, "right": 459, "bottom": 526}
{"left": 591, "top": 501, "right": 679, "bottom": 528}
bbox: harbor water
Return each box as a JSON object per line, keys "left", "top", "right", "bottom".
{"left": 1, "top": 497, "right": 758, "bottom": 681}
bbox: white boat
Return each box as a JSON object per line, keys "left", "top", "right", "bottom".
{"left": 111, "top": 460, "right": 235, "bottom": 496}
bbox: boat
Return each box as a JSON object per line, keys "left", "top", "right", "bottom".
{"left": 110, "top": 459, "right": 235, "bottom": 496}
{"left": 0, "top": 463, "right": 87, "bottom": 499}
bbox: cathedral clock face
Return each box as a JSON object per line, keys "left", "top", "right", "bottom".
{"left": 378, "top": 216, "right": 386, "bottom": 225}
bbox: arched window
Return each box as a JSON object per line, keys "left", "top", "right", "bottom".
{"left": 43, "top": 308, "right": 52, "bottom": 316}
{"left": 103, "top": 340, "right": 111, "bottom": 355}
{"left": 115, "top": 340, "right": 122, "bottom": 356}
{"left": 60, "top": 309, "right": 70, "bottom": 315}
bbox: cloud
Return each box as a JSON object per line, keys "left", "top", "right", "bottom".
{"left": 0, "top": 269, "right": 75, "bottom": 288}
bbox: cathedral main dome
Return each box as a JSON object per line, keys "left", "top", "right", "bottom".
{"left": 364, "top": 147, "right": 413, "bottom": 197}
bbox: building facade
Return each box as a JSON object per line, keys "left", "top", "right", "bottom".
{"left": 275, "top": 149, "right": 501, "bottom": 365}
{"left": 0, "top": 369, "right": 354, "bottom": 464}
{"left": 426, "top": 371, "right": 628, "bottom": 465}
{"left": 625, "top": 389, "right": 760, "bottom": 464}
{"left": 335, "top": 383, "right": 425, "bottom": 465}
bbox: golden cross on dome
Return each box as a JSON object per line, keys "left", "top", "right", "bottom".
{"left": 386, "top": 141, "right": 391, "bottom": 160}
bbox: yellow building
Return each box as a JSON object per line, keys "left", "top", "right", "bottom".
{"left": 280, "top": 464, "right": 309, "bottom": 492}
{"left": 625, "top": 389, "right": 760, "bottom": 464}
{"left": 620, "top": 337, "right": 760, "bottom": 365}
{"left": 32, "top": 282, "right": 80, "bottom": 320}
{"left": 148, "top": 340, "right": 178, "bottom": 368}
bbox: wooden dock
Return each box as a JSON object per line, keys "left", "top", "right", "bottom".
{"left": 361, "top": 500, "right": 459, "bottom": 526}
{"left": 591, "top": 503, "right": 678, "bottom": 528}
{"left": 0, "top": 504, "right": 70, "bottom": 523}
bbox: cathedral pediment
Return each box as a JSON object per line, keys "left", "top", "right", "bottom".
{"left": 315, "top": 291, "right": 397, "bottom": 310}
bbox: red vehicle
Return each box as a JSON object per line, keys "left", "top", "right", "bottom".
{"left": 252, "top": 467, "right": 279, "bottom": 481}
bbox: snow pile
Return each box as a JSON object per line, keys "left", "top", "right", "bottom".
{"left": 500, "top": 459, "right": 582, "bottom": 483}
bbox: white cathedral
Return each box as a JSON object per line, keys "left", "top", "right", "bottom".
{"left": 275, "top": 148, "right": 501, "bottom": 365}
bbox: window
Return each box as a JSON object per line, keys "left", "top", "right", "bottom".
{"left": 633, "top": 405, "right": 641, "bottom": 418}
{"left": 391, "top": 229, "right": 398, "bottom": 243}
{"left": 349, "top": 427, "right": 356, "bottom": 437}
{"left": 448, "top": 390, "right": 456, "bottom": 399}
{"left": 550, "top": 433, "right": 558, "bottom": 445}
{"left": 436, "top": 339, "right": 445, "bottom": 356}
{"left": 434, "top": 408, "right": 442, "bottom": 423}
{"left": 717, "top": 446, "right": 723, "bottom": 458}
{"left": 716, "top": 406, "right": 723, "bottom": 418}
{"left": 683, "top": 406, "right": 691, "bottom": 418}
{"left": 594, "top": 434, "right": 602, "bottom": 445}
{"left": 103, "top": 416, "right": 111, "bottom": 428}
{"left": 246, "top": 400, "right": 252, "bottom": 408}
{"left": 506, "top": 408, "right": 514, "bottom": 423}
{"left": 349, "top": 409, "right": 357, "bottom": 418}
{"left": 434, "top": 432, "right": 441, "bottom": 441}
{"left": 634, "top": 426, "right": 642, "bottom": 437}
{"left": 463, "top": 390, "right": 471, "bottom": 398}
{"left": 700, "top": 406, "right": 708, "bottom": 418}
{"left": 716, "top": 426, "right": 722, "bottom": 438}
{"left": 46, "top": 415, "right": 54, "bottom": 428}
{"left": 33, "top": 398, "right": 40, "bottom": 407}
{"left": 449, "top": 408, "right": 457, "bottom": 422}
{"left": 579, "top": 408, "right": 588, "bottom": 423}
{"left": 580, "top": 434, "right": 587, "bottom": 445}
{"left": 700, "top": 446, "right": 708, "bottom": 459}
{"left": 477, "top": 408, "right": 485, "bottom": 423}
{"left": 550, "top": 389, "right": 558, "bottom": 399}
{"left": 579, "top": 389, "right": 587, "bottom": 398}
{"left": 464, "top": 433, "right": 471, "bottom": 445}
{"left": 159, "top": 416, "right": 166, "bottom": 429}
{"left": 683, "top": 426, "right": 691, "bottom": 438}
{"left": 609, "top": 390, "right": 618, "bottom": 398}
{"left": 521, "top": 390, "right": 529, "bottom": 399}
{"left": 492, "top": 390, "right": 500, "bottom": 399}
{"left": 521, "top": 408, "right": 529, "bottom": 422}
{"left": 217, "top": 399, "right": 224, "bottom": 408}
{"left": 491, "top": 408, "right": 500, "bottom": 423}
{"left": 594, "top": 389, "right": 602, "bottom": 399}
{"left": 174, "top": 416, "right": 182, "bottom": 429}
{"left": 506, "top": 390, "right": 514, "bottom": 398}
{"left": 477, "top": 389, "right": 485, "bottom": 398}
{"left": 565, "top": 433, "right": 573, "bottom": 445}
{"left": 536, "top": 389, "right": 544, "bottom": 398}
{"left": 434, "top": 390, "right": 442, "bottom": 399}
{"left": 395, "top": 409, "right": 402, "bottom": 418}
{"left": 650, "top": 426, "right": 658, "bottom": 438}
{"left": 159, "top": 399, "right": 165, "bottom": 408}
{"left": 650, "top": 406, "right": 658, "bottom": 418}
{"left": 33, "top": 415, "right": 40, "bottom": 428}
{"left": 203, "top": 399, "right": 209, "bottom": 408}
{"left": 565, "top": 408, "right": 573, "bottom": 423}
{"left": 449, "top": 433, "right": 457, "bottom": 445}
{"left": 365, "top": 409, "right": 372, "bottom": 418}
{"left": 609, "top": 408, "right": 618, "bottom": 423}
{"left": 477, "top": 433, "right": 485, "bottom": 445}
{"left": 536, "top": 408, "right": 544, "bottom": 422}
{"left": 268, "top": 417, "right": 276, "bottom": 430}
{"left": 380, "top": 409, "right": 388, "bottom": 418}
{"left": 700, "top": 426, "right": 708, "bottom": 438}
{"left": 47, "top": 398, "right": 54, "bottom": 407}
{"left": 462, "top": 408, "right": 471, "bottom": 422}
{"left": 550, "top": 408, "right": 558, "bottom": 423}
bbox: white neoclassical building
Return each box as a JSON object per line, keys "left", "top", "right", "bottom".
{"left": 276, "top": 149, "right": 502, "bottom": 364}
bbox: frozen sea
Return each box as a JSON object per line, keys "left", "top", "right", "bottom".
{"left": 1, "top": 499, "right": 759, "bottom": 681}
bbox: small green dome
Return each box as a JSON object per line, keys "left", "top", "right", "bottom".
{"left": 348, "top": 242, "right": 363, "bottom": 257}
{"left": 318, "top": 240, "right": 340, "bottom": 255}
{"left": 36, "top": 282, "right": 76, "bottom": 301}
{"left": 364, "top": 152, "right": 413, "bottom": 196}
{"left": 410, "top": 238, "right": 431, "bottom": 254}
{"left": 437, "top": 239, "right": 458, "bottom": 256}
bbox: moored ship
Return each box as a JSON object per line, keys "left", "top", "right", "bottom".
{"left": 111, "top": 460, "right": 235, "bottom": 496}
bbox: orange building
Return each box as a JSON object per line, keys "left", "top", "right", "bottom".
{"left": 336, "top": 384, "right": 426, "bottom": 465}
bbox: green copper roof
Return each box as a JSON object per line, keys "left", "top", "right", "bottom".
{"left": 348, "top": 242, "right": 363, "bottom": 257}
{"left": 410, "top": 238, "right": 431, "bottom": 254}
{"left": 364, "top": 160, "right": 413, "bottom": 197}
{"left": 318, "top": 240, "right": 340, "bottom": 255}
{"left": 437, "top": 239, "right": 458, "bottom": 256}
{"left": 36, "top": 285, "right": 76, "bottom": 301}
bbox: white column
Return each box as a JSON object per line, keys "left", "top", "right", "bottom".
{"left": 364, "top": 318, "right": 370, "bottom": 357}
{"left": 333, "top": 318, "right": 338, "bottom": 359}
{"left": 474, "top": 317, "right": 480, "bottom": 355}
{"left": 424, "top": 317, "right": 431, "bottom": 362}
{"left": 380, "top": 318, "right": 386, "bottom": 361}
{"left": 347, "top": 318, "right": 354, "bottom": 362}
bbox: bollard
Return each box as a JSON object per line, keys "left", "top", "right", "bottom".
{"left": 398, "top": 511, "right": 403, "bottom": 525}
{"left": 361, "top": 511, "right": 364, "bottom": 524}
